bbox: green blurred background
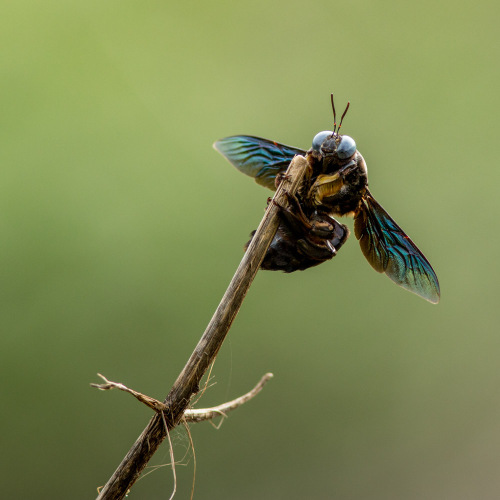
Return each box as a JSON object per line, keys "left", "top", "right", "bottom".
{"left": 1, "top": 1, "right": 499, "bottom": 498}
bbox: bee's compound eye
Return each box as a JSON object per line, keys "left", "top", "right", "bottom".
{"left": 312, "top": 131, "right": 334, "bottom": 151}
{"left": 337, "top": 135, "right": 356, "bottom": 159}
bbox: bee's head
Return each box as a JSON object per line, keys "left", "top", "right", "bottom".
{"left": 311, "top": 94, "right": 356, "bottom": 160}
{"left": 312, "top": 131, "right": 357, "bottom": 160}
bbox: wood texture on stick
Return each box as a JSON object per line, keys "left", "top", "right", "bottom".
{"left": 96, "top": 155, "right": 309, "bottom": 500}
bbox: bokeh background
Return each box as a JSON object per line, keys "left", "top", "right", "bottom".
{"left": 1, "top": 1, "right": 499, "bottom": 499}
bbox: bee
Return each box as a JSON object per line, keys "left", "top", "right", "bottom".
{"left": 214, "top": 95, "right": 440, "bottom": 303}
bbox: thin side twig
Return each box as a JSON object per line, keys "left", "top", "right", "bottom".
{"left": 184, "top": 373, "right": 273, "bottom": 423}
{"left": 91, "top": 372, "right": 273, "bottom": 422}
{"left": 92, "top": 374, "right": 167, "bottom": 412}
{"left": 96, "top": 155, "right": 310, "bottom": 500}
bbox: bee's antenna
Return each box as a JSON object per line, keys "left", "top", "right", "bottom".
{"left": 330, "top": 93, "right": 337, "bottom": 136}
{"left": 337, "top": 101, "right": 350, "bottom": 135}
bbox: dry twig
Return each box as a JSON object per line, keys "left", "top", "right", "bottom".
{"left": 96, "top": 155, "right": 310, "bottom": 500}
{"left": 92, "top": 374, "right": 167, "bottom": 412}
{"left": 92, "top": 372, "right": 274, "bottom": 422}
{"left": 184, "top": 373, "right": 273, "bottom": 423}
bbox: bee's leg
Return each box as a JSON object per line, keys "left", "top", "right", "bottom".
{"left": 273, "top": 195, "right": 349, "bottom": 260}
{"left": 272, "top": 193, "right": 314, "bottom": 234}
{"left": 273, "top": 193, "right": 337, "bottom": 241}
{"left": 296, "top": 237, "right": 337, "bottom": 261}
{"left": 274, "top": 159, "right": 314, "bottom": 190}
{"left": 295, "top": 217, "right": 349, "bottom": 261}
{"left": 281, "top": 191, "right": 309, "bottom": 221}
{"left": 274, "top": 172, "right": 292, "bottom": 189}
{"left": 323, "top": 217, "right": 349, "bottom": 250}
{"left": 281, "top": 191, "right": 349, "bottom": 243}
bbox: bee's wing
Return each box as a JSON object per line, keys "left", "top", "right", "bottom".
{"left": 354, "top": 191, "right": 440, "bottom": 303}
{"left": 213, "top": 135, "right": 306, "bottom": 191}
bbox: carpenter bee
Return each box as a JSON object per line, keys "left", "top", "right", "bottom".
{"left": 214, "top": 95, "right": 440, "bottom": 304}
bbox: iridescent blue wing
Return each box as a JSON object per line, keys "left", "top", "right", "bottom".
{"left": 354, "top": 190, "right": 440, "bottom": 303}
{"left": 213, "top": 135, "right": 306, "bottom": 190}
